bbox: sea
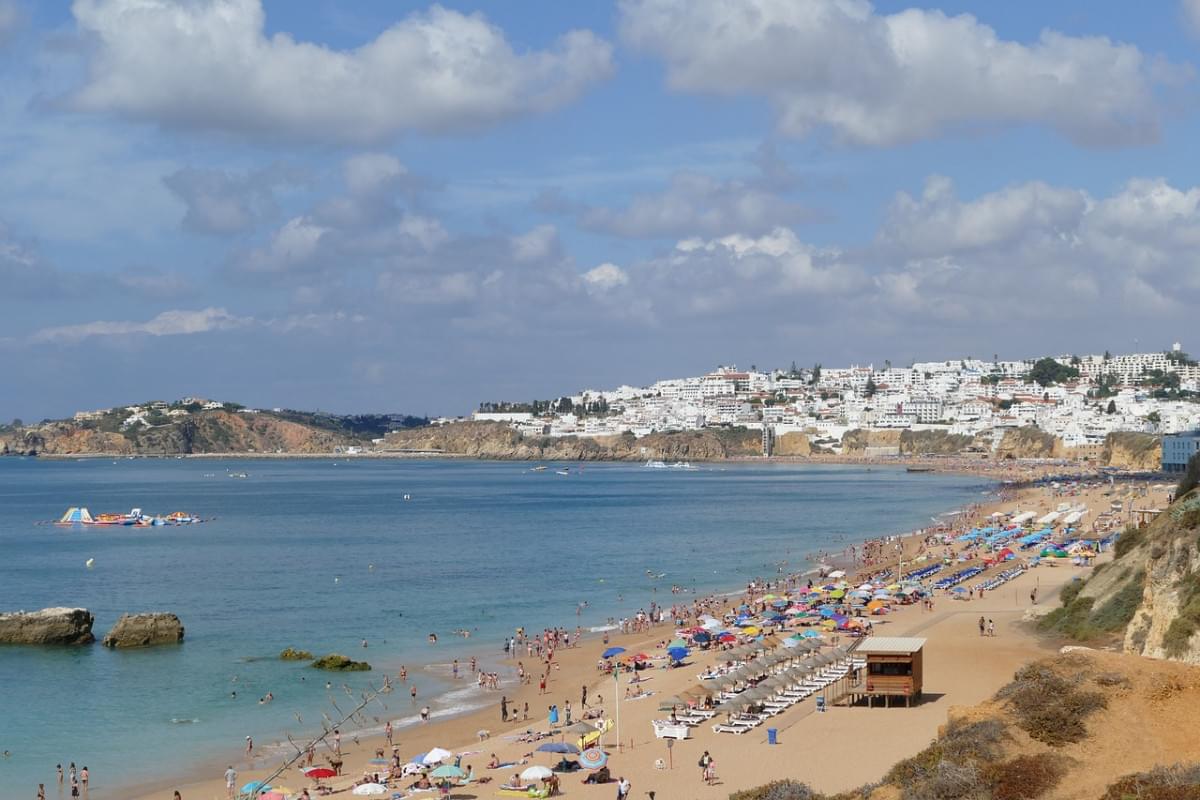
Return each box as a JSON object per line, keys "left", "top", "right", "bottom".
{"left": 0, "top": 457, "right": 988, "bottom": 798}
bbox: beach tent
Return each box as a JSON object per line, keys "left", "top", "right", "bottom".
{"left": 1037, "top": 512, "right": 1061, "bottom": 526}
{"left": 59, "top": 507, "right": 94, "bottom": 523}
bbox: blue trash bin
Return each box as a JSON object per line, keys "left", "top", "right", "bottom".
{"left": 767, "top": 728, "right": 777, "bottom": 745}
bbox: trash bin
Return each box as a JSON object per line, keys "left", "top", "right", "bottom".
{"left": 767, "top": 728, "right": 777, "bottom": 745}
{"left": 815, "top": 696, "right": 826, "bottom": 713}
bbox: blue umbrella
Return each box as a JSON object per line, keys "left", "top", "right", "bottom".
{"left": 667, "top": 646, "right": 688, "bottom": 661}
{"left": 602, "top": 646, "right": 626, "bottom": 659}
{"left": 240, "top": 783, "right": 271, "bottom": 795}
{"left": 579, "top": 748, "right": 608, "bottom": 770}
{"left": 537, "top": 742, "right": 581, "bottom": 754}
{"left": 691, "top": 631, "right": 711, "bottom": 642}
{"left": 801, "top": 630, "right": 822, "bottom": 639}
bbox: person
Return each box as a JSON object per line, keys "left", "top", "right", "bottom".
{"left": 245, "top": 735, "right": 254, "bottom": 757}
{"left": 523, "top": 701, "right": 529, "bottom": 721}
{"left": 703, "top": 756, "right": 717, "bottom": 786}
{"left": 385, "top": 721, "right": 393, "bottom": 745}
{"left": 1030, "top": 587, "right": 1038, "bottom": 605}
{"left": 987, "top": 619, "right": 996, "bottom": 637}
{"left": 487, "top": 754, "right": 500, "bottom": 769}
{"left": 978, "top": 616, "right": 985, "bottom": 637}
{"left": 420, "top": 706, "right": 431, "bottom": 723}
{"left": 500, "top": 695, "right": 508, "bottom": 722}
{"left": 411, "top": 685, "right": 418, "bottom": 703}
{"left": 548, "top": 704, "right": 559, "bottom": 725}
{"left": 616, "top": 775, "right": 630, "bottom": 799}
{"left": 333, "top": 729, "right": 341, "bottom": 754}
{"left": 57, "top": 766, "right": 63, "bottom": 786}
{"left": 80, "top": 766, "right": 88, "bottom": 791}
{"left": 224, "top": 766, "right": 237, "bottom": 799}
{"left": 37, "top": 784, "right": 45, "bottom": 800}
{"left": 581, "top": 684, "right": 588, "bottom": 708}
{"left": 698, "top": 749, "right": 712, "bottom": 780}
{"left": 174, "top": 793, "right": 182, "bottom": 800}
{"left": 565, "top": 701, "right": 573, "bottom": 725}
{"left": 69, "top": 775, "right": 79, "bottom": 800}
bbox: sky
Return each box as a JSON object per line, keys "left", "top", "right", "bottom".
{"left": 2, "top": 0, "right": 1200, "bottom": 420}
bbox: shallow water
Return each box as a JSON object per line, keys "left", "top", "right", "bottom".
{"left": 0, "top": 457, "right": 986, "bottom": 797}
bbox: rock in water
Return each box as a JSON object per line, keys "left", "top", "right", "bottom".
{"left": 102, "top": 613, "right": 185, "bottom": 648}
{"left": 0, "top": 608, "right": 96, "bottom": 645}
{"left": 280, "top": 647, "right": 314, "bottom": 661}
{"left": 310, "top": 653, "right": 372, "bottom": 671}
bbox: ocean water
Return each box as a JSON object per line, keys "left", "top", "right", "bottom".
{"left": 0, "top": 458, "right": 987, "bottom": 797}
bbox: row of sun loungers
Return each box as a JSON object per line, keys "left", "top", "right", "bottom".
{"left": 706, "top": 655, "right": 867, "bottom": 734}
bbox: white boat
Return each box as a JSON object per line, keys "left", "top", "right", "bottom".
{"left": 556, "top": 469, "right": 570, "bottom": 476}
{"left": 644, "top": 460, "right": 667, "bottom": 469}
{"left": 668, "top": 461, "right": 696, "bottom": 470}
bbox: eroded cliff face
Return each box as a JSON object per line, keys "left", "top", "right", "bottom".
{"left": 994, "top": 426, "right": 1061, "bottom": 459}
{"left": 1101, "top": 432, "right": 1162, "bottom": 471}
{"left": 1123, "top": 493, "right": 1200, "bottom": 663}
{"left": 0, "top": 411, "right": 355, "bottom": 455}
{"left": 380, "top": 422, "right": 762, "bottom": 460}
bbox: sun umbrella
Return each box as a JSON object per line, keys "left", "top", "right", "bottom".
{"left": 240, "top": 783, "right": 271, "bottom": 795}
{"left": 537, "top": 742, "right": 581, "bottom": 754}
{"left": 579, "top": 748, "right": 608, "bottom": 770}
{"left": 667, "top": 646, "right": 688, "bottom": 661}
{"left": 743, "top": 626, "right": 761, "bottom": 636}
{"left": 303, "top": 768, "right": 336, "bottom": 780}
{"left": 258, "top": 793, "right": 285, "bottom": 800}
{"left": 430, "top": 765, "right": 465, "bottom": 779}
{"left": 602, "top": 646, "right": 626, "bottom": 659}
{"left": 668, "top": 638, "right": 688, "bottom": 648}
{"left": 422, "top": 747, "right": 453, "bottom": 764}
{"left": 351, "top": 784, "right": 387, "bottom": 796}
{"left": 521, "top": 765, "right": 554, "bottom": 781}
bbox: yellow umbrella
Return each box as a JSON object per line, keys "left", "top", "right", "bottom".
{"left": 742, "top": 626, "right": 761, "bottom": 635}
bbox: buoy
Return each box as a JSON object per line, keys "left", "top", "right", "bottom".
{"left": 334, "top": 576, "right": 341, "bottom": 583}
{"left": 85, "top": 558, "right": 95, "bottom": 569}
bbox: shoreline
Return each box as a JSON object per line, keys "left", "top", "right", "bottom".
{"left": 39, "top": 462, "right": 1164, "bottom": 800}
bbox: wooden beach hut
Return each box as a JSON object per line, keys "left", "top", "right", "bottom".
{"left": 855, "top": 636, "right": 925, "bottom": 707}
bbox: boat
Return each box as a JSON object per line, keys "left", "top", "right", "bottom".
{"left": 668, "top": 461, "right": 696, "bottom": 470}
{"left": 555, "top": 468, "right": 570, "bottom": 476}
{"left": 530, "top": 465, "right": 547, "bottom": 472}
{"left": 906, "top": 466, "right": 934, "bottom": 473}
{"left": 644, "top": 460, "right": 667, "bottom": 469}
{"left": 55, "top": 507, "right": 203, "bottom": 527}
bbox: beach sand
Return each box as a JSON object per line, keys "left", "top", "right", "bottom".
{"left": 110, "top": 473, "right": 1172, "bottom": 800}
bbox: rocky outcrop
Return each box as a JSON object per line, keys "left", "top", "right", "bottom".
{"left": 101, "top": 613, "right": 185, "bottom": 648}
{"left": 900, "top": 429, "right": 983, "bottom": 455}
{"left": 311, "top": 653, "right": 371, "bottom": 671}
{"left": 280, "top": 647, "right": 314, "bottom": 661}
{"left": 1101, "top": 432, "right": 1161, "bottom": 471}
{"left": 773, "top": 431, "right": 812, "bottom": 456}
{"left": 0, "top": 608, "right": 95, "bottom": 645}
{"left": 995, "top": 426, "right": 1061, "bottom": 459}
{"left": 380, "top": 422, "right": 761, "bottom": 461}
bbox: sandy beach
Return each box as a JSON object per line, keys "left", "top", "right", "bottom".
{"left": 105, "top": 467, "right": 1171, "bottom": 800}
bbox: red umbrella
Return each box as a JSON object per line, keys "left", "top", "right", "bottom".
{"left": 304, "top": 767, "right": 337, "bottom": 779}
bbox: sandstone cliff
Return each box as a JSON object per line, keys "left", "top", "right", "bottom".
{"left": 1101, "top": 432, "right": 1161, "bottom": 471}
{"left": 0, "top": 608, "right": 95, "bottom": 645}
{"left": 994, "top": 426, "right": 1061, "bottom": 459}
{"left": 102, "top": 613, "right": 185, "bottom": 648}
{"left": 380, "top": 422, "right": 762, "bottom": 461}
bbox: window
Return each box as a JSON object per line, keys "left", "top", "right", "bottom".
{"left": 868, "top": 661, "right": 912, "bottom": 677}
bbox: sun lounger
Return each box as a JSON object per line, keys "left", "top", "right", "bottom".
{"left": 712, "top": 723, "right": 756, "bottom": 734}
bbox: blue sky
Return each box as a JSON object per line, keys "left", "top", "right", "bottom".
{"left": 2, "top": 0, "right": 1200, "bottom": 420}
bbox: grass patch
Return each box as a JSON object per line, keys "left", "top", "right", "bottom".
{"left": 1038, "top": 594, "right": 1098, "bottom": 640}
{"left": 1090, "top": 571, "right": 1145, "bottom": 632}
{"left": 984, "top": 754, "right": 1064, "bottom": 800}
{"left": 999, "top": 664, "right": 1107, "bottom": 746}
{"left": 1115, "top": 525, "right": 1147, "bottom": 559}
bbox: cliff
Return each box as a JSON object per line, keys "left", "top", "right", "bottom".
{"left": 0, "top": 608, "right": 95, "bottom": 645}
{"left": 1101, "top": 431, "right": 1162, "bottom": 471}
{"left": 0, "top": 410, "right": 363, "bottom": 456}
{"left": 994, "top": 426, "right": 1061, "bottom": 459}
{"left": 1039, "top": 488, "right": 1200, "bottom": 664}
{"left": 380, "top": 422, "right": 762, "bottom": 460}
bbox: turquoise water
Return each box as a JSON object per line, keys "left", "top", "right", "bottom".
{"left": 0, "top": 458, "right": 987, "bottom": 798}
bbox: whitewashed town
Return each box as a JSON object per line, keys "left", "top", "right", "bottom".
{"left": 471, "top": 343, "right": 1200, "bottom": 471}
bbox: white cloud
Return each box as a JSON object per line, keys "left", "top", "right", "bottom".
{"left": 511, "top": 225, "right": 561, "bottom": 263}
{"left": 68, "top": 0, "right": 614, "bottom": 142}
{"left": 31, "top": 307, "right": 248, "bottom": 343}
{"left": 344, "top": 154, "right": 408, "bottom": 196}
{"left": 583, "top": 262, "right": 629, "bottom": 292}
{"left": 620, "top": 0, "right": 1171, "bottom": 146}
{"left": 237, "top": 216, "right": 327, "bottom": 273}
{"left": 579, "top": 172, "right": 813, "bottom": 238}
{"left": 163, "top": 165, "right": 302, "bottom": 235}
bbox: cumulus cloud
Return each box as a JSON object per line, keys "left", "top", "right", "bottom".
{"left": 236, "top": 216, "right": 328, "bottom": 273}
{"left": 0, "top": 220, "right": 84, "bottom": 298}
{"left": 67, "top": 0, "right": 614, "bottom": 142}
{"left": 30, "top": 307, "right": 249, "bottom": 344}
{"left": 163, "top": 165, "right": 303, "bottom": 235}
{"left": 1185, "top": 0, "right": 1200, "bottom": 37}
{"left": 620, "top": 0, "right": 1172, "bottom": 146}
{"left": 579, "top": 172, "right": 815, "bottom": 238}
{"left": 583, "top": 262, "right": 629, "bottom": 292}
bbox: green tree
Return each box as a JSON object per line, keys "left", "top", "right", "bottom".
{"left": 1027, "top": 357, "right": 1080, "bottom": 387}
{"left": 1147, "top": 411, "right": 1161, "bottom": 425}
{"left": 1105, "top": 400, "right": 1117, "bottom": 415}
{"left": 864, "top": 377, "right": 878, "bottom": 397}
{"left": 810, "top": 364, "right": 822, "bottom": 385}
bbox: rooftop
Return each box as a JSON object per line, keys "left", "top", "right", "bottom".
{"left": 856, "top": 636, "right": 927, "bottom": 655}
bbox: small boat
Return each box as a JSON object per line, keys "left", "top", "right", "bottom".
{"left": 906, "top": 466, "right": 934, "bottom": 473}
{"left": 644, "top": 460, "right": 667, "bottom": 469}
{"left": 668, "top": 461, "right": 696, "bottom": 470}
{"left": 556, "top": 469, "right": 570, "bottom": 476}
{"left": 530, "top": 465, "right": 547, "bottom": 472}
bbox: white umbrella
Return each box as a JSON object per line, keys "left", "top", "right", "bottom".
{"left": 520, "top": 765, "right": 554, "bottom": 781}
{"left": 422, "top": 747, "right": 453, "bottom": 765}
{"left": 351, "top": 784, "right": 387, "bottom": 796}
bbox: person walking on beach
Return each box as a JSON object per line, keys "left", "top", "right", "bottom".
{"left": 245, "top": 735, "right": 253, "bottom": 758}
{"left": 500, "top": 695, "right": 509, "bottom": 722}
{"left": 987, "top": 619, "right": 996, "bottom": 637}
{"left": 1030, "top": 587, "right": 1038, "bottom": 605}
{"left": 174, "top": 792, "right": 182, "bottom": 800}
{"left": 581, "top": 685, "right": 588, "bottom": 708}
{"left": 522, "top": 702, "right": 529, "bottom": 721}
{"left": 978, "top": 616, "right": 985, "bottom": 637}
{"left": 698, "top": 750, "right": 712, "bottom": 782}
{"left": 333, "top": 729, "right": 341, "bottom": 754}
{"left": 56, "top": 765, "right": 63, "bottom": 786}
{"left": 385, "top": 721, "right": 393, "bottom": 746}
{"left": 565, "top": 701, "right": 573, "bottom": 725}
{"left": 224, "top": 766, "right": 237, "bottom": 799}
{"left": 37, "top": 784, "right": 45, "bottom": 800}
{"left": 80, "top": 766, "right": 88, "bottom": 793}
{"left": 616, "top": 776, "right": 630, "bottom": 799}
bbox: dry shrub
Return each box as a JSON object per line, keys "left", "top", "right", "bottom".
{"left": 1101, "top": 763, "right": 1200, "bottom": 800}
{"left": 984, "top": 755, "right": 1063, "bottom": 800}
{"left": 730, "top": 780, "right": 822, "bottom": 800}
{"left": 884, "top": 719, "right": 1007, "bottom": 800}
{"left": 1094, "top": 671, "right": 1131, "bottom": 688}
{"left": 999, "top": 664, "right": 1107, "bottom": 746}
